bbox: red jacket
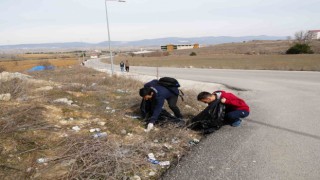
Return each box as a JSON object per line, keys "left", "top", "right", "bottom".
{"left": 214, "top": 91, "right": 250, "bottom": 112}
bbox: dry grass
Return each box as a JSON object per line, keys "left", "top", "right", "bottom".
{"left": 0, "top": 65, "right": 201, "bottom": 179}
{"left": 111, "top": 40, "right": 320, "bottom": 71}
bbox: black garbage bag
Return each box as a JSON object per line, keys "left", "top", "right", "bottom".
{"left": 188, "top": 100, "right": 225, "bottom": 133}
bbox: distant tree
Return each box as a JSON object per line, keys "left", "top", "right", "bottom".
{"left": 286, "top": 43, "right": 314, "bottom": 54}
{"left": 190, "top": 52, "right": 197, "bottom": 56}
{"left": 294, "top": 30, "right": 313, "bottom": 44}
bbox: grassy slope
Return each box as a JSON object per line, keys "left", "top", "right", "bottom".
{"left": 0, "top": 66, "right": 202, "bottom": 179}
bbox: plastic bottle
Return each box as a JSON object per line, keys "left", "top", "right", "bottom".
{"left": 93, "top": 132, "right": 107, "bottom": 138}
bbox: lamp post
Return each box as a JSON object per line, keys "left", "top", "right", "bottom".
{"left": 104, "top": 0, "right": 125, "bottom": 75}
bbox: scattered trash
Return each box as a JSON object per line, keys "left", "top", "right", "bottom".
{"left": 147, "top": 153, "right": 170, "bottom": 166}
{"left": 163, "top": 143, "right": 173, "bottom": 150}
{"left": 116, "top": 89, "right": 128, "bottom": 94}
{"left": 98, "top": 122, "right": 106, "bottom": 126}
{"left": 153, "top": 139, "right": 159, "bottom": 143}
{"left": 68, "top": 117, "right": 74, "bottom": 121}
{"left": 28, "top": 65, "right": 55, "bottom": 72}
{"left": 89, "top": 128, "right": 101, "bottom": 133}
{"left": 37, "top": 158, "right": 49, "bottom": 164}
{"left": 185, "top": 105, "right": 192, "bottom": 108}
{"left": 132, "top": 175, "right": 141, "bottom": 180}
{"left": 53, "top": 98, "right": 73, "bottom": 106}
{"left": 148, "top": 171, "right": 156, "bottom": 176}
{"left": 189, "top": 138, "right": 200, "bottom": 146}
{"left": 253, "top": 160, "right": 256, "bottom": 163}
{"left": 72, "top": 126, "right": 81, "bottom": 131}
{"left": 93, "top": 132, "right": 107, "bottom": 138}
{"left": 159, "top": 161, "right": 170, "bottom": 166}
{"left": 26, "top": 167, "right": 32, "bottom": 172}
{"left": 111, "top": 109, "right": 116, "bottom": 113}
{"left": 91, "top": 83, "right": 97, "bottom": 87}
{"left": 125, "top": 115, "right": 141, "bottom": 119}
{"left": 127, "top": 133, "right": 133, "bottom": 137}
{"left": 106, "top": 106, "right": 112, "bottom": 110}
{"left": 171, "top": 137, "right": 180, "bottom": 144}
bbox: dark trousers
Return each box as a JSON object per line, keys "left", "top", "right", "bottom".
{"left": 167, "top": 95, "right": 183, "bottom": 119}
{"left": 125, "top": 66, "right": 129, "bottom": 72}
{"left": 225, "top": 110, "right": 249, "bottom": 124}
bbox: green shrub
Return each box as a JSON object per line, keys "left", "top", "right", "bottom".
{"left": 286, "top": 43, "right": 314, "bottom": 54}
{"left": 190, "top": 52, "right": 197, "bottom": 56}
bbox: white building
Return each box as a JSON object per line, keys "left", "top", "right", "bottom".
{"left": 309, "top": 30, "right": 320, "bottom": 39}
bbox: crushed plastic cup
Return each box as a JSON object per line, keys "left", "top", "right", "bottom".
{"left": 93, "top": 132, "right": 107, "bottom": 138}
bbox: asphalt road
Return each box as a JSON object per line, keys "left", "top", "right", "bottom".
{"left": 86, "top": 59, "right": 320, "bottom": 180}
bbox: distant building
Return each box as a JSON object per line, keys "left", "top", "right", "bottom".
{"left": 309, "top": 30, "right": 320, "bottom": 39}
{"left": 90, "top": 54, "right": 99, "bottom": 59}
{"left": 161, "top": 43, "right": 200, "bottom": 52}
{"left": 132, "top": 48, "right": 154, "bottom": 55}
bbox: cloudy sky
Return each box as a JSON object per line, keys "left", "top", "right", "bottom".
{"left": 0, "top": 0, "right": 319, "bottom": 45}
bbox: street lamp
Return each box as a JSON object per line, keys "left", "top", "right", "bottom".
{"left": 104, "top": 0, "right": 125, "bottom": 75}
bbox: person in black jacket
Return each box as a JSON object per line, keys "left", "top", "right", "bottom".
{"left": 139, "top": 79, "right": 183, "bottom": 132}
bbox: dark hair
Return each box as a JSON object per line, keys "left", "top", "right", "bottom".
{"left": 139, "top": 87, "right": 153, "bottom": 97}
{"left": 197, "top": 91, "right": 212, "bottom": 101}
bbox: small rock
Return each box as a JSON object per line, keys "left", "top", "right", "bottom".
{"left": 121, "top": 129, "right": 127, "bottom": 135}
{"left": 153, "top": 139, "right": 159, "bottom": 143}
{"left": 0, "top": 93, "right": 11, "bottom": 101}
{"left": 132, "top": 175, "right": 141, "bottom": 180}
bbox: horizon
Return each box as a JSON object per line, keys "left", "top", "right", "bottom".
{"left": 1, "top": 0, "right": 319, "bottom": 45}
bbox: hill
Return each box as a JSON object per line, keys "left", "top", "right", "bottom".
{"left": 0, "top": 35, "right": 286, "bottom": 51}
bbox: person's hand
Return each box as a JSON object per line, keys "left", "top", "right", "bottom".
{"left": 145, "top": 123, "right": 154, "bottom": 132}
{"left": 221, "top": 98, "right": 226, "bottom": 103}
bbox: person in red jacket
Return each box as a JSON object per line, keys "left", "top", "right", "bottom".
{"left": 197, "top": 91, "right": 250, "bottom": 127}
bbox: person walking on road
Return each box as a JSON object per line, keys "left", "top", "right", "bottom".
{"left": 125, "top": 60, "right": 130, "bottom": 72}
{"left": 197, "top": 91, "right": 250, "bottom": 127}
{"left": 120, "top": 61, "right": 125, "bottom": 72}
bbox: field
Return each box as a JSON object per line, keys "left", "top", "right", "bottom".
{"left": 0, "top": 53, "right": 80, "bottom": 72}
{"left": 114, "top": 54, "right": 320, "bottom": 71}
{"left": 110, "top": 40, "right": 320, "bottom": 71}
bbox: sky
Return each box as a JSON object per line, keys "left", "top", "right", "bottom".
{"left": 0, "top": 0, "right": 319, "bottom": 45}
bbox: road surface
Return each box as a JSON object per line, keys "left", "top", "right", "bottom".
{"left": 86, "top": 59, "right": 320, "bottom": 180}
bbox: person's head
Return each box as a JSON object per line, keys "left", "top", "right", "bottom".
{"left": 139, "top": 87, "right": 154, "bottom": 100}
{"left": 197, "top": 91, "right": 216, "bottom": 104}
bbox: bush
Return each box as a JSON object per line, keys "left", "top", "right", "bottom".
{"left": 286, "top": 43, "right": 314, "bottom": 54}
{"left": 190, "top": 52, "right": 197, "bottom": 56}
